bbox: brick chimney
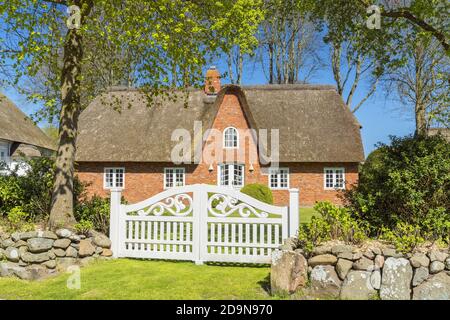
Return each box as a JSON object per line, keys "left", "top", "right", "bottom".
{"left": 204, "top": 66, "right": 221, "bottom": 95}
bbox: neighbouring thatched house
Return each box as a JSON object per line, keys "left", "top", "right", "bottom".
{"left": 0, "top": 93, "right": 56, "bottom": 174}
{"left": 428, "top": 127, "right": 450, "bottom": 142}
{"left": 75, "top": 67, "right": 365, "bottom": 206}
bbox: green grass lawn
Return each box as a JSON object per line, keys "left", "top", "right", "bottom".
{"left": 0, "top": 259, "right": 275, "bottom": 300}
{"left": 300, "top": 207, "right": 319, "bottom": 225}
{"left": 0, "top": 207, "right": 317, "bottom": 300}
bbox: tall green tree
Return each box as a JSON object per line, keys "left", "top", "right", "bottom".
{"left": 0, "top": 0, "right": 263, "bottom": 229}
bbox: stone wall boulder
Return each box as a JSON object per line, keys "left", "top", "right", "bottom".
{"left": 271, "top": 250, "right": 308, "bottom": 295}
{"left": 410, "top": 253, "right": 430, "bottom": 268}
{"left": 92, "top": 233, "right": 112, "bottom": 249}
{"left": 340, "top": 270, "right": 377, "bottom": 300}
{"left": 4, "top": 247, "right": 20, "bottom": 262}
{"left": 27, "top": 238, "right": 54, "bottom": 253}
{"left": 21, "top": 252, "right": 50, "bottom": 264}
{"left": 336, "top": 258, "right": 353, "bottom": 280}
{"left": 310, "top": 265, "right": 342, "bottom": 299}
{"left": 413, "top": 272, "right": 450, "bottom": 300}
{"left": 53, "top": 239, "right": 71, "bottom": 249}
{"left": 79, "top": 239, "right": 95, "bottom": 257}
{"left": 353, "top": 257, "right": 374, "bottom": 271}
{"left": 379, "top": 258, "right": 413, "bottom": 300}
{"left": 308, "top": 254, "right": 337, "bottom": 267}
{"left": 412, "top": 267, "right": 429, "bottom": 287}
{"left": 429, "top": 261, "right": 445, "bottom": 274}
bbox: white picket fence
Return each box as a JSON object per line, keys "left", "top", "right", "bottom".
{"left": 109, "top": 184, "right": 299, "bottom": 264}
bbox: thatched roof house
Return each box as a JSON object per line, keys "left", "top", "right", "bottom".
{"left": 75, "top": 67, "right": 364, "bottom": 206}
{"left": 0, "top": 93, "right": 56, "bottom": 164}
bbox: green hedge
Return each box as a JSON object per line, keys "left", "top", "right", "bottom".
{"left": 240, "top": 183, "right": 273, "bottom": 205}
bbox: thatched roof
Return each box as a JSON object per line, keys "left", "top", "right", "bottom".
{"left": 0, "top": 93, "right": 56, "bottom": 151}
{"left": 428, "top": 128, "right": 450, "bottom": 142}
{"left": 76, "top": 84, "right": 364, "bottom": 163}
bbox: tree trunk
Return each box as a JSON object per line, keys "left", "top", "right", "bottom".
{"left": 48, "top": 1, "right": 92, "bottom": 230}
{"left": 415, "top": 101, "right": 427, "bottom": 136}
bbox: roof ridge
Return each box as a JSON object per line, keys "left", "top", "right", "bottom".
{"left": 105, "top": 84, "right": 337, "bottom": 93}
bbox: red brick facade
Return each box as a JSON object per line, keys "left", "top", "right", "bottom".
{"left": 76, "top": 92, "right": 359, "bottom": 206}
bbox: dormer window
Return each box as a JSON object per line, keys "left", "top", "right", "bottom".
{"left": 224, "top": 127, "right": 238, "bottom": 149}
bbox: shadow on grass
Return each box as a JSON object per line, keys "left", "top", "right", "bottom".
{"left": 257, "top": 273, "right": 271, "bottom": 294}
{"left": 122, "top": 257, "right": 270, "bottom": 269}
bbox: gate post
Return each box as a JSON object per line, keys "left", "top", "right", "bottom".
{"left": 110, "top": 188, "right": 122, "bottom": 258}
{"left": 192, "top": 185, "right": 206, "bottom": 265}
{"left": 288, "top": 188, "right": 299, "bottom": 237}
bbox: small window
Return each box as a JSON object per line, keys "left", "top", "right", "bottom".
{"left": 218, "top": 163, "right": 244, "bottom": 188}
{"left": 223, "top": 127, "right": 238, "bottom": 148}
{"left": 269, "top": 168, "right": 289, "bottom": 189}
{"left": 104, "top": 168, "right": 125, "bottom": 189}
{"left": 0, "top": 147, "right": 8, "bottom": 163}
{"left": 324, "top": 168, "right": 345, "bottom": 190}
{"left": 164, "top": 168, "right": 185, "bottom": 188}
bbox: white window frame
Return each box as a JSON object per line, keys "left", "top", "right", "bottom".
{"left": 217, "top": 163, "right": 244, "bottom": 188}
{"left": 103, "top": 167, "right": 125, "bottom": 189}
{"left": 223, "top": 127, "right": 239, "bottom": 149}
{"left": 268, "top": 167, "right": 290, "bottom": 190}
{"left": 324, "top": 167, "right": 345, "bottom": 190}
{"left": 164, "top": 167, "right": 186, "bottom": 189}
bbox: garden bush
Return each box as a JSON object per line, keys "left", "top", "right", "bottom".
{"left": 343, "top": 134, "right": 450, "bottom": 244}
{"left": 297, "top": 201, "right": 368, "bottom": 253}
{"left": 0, "top": 157, "right": 84, "bottom": 225}
{"left": 3, "top": 206, "right": 34, "bottom": 233}
{"left": 74, "top": 195, "right": 110, "bottom": 234}
{"left": 240, "top": 183, "right": 274, "bottom": 205}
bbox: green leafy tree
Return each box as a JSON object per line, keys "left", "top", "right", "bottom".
{"left": 0, "top": 0, "right": 263, "bottom": 229}
{"left": 344, "top": 134, "right": 450, "bottom": 242}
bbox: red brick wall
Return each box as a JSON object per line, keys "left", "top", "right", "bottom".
{"left": 76, "top": 92, "right": 360, "bottom": 206}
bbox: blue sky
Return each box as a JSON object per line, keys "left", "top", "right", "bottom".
{"left": 1, "top": 46, "right": 416, "bottom": 158}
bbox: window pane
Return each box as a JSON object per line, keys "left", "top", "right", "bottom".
{"left": 233, "top": 164, "right": 243, "bottom": 186}
{"left": 175, "top": 169, "right": 184, "bottom": 187}
{"left": 165, "top": 169, "right": 174, "bottom": 188}
{"left": 105, "top": 169, "right": 114, "bottom": 188}
{"left": 335, "top": 169, "right": 344, "bottom": 188}
{"left": 224, "top": 128, "right": 238, "bottom": 148}
{"left": 269, "top": 170, "right": 278, "bottom": 188}
{"left": 220, "top": 164, "right": 229, "bottom": 186}
{"left": 279, "top": 169, "right": 288, "bottom": 188}
{"left": 115, "top": 169, "right": 124, "bottom": 187}
{"left": 325, "top": 169, "right": 334, "bottom": 188}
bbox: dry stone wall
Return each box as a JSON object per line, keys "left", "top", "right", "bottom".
{"left": 271, "top": 239, "right": 450, "bottom": 300}
{"left": 0, "top": 229, "right": 113, "bottom": 280}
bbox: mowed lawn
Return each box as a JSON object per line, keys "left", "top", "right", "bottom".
{"left": 0, "top": 259, "right": 275, "bottom": 300}
{"left": 300, "top": 207, "right": 319, "bottom": 224}
{"left": 0, "top": 207, "right": 318, "bottom": 300}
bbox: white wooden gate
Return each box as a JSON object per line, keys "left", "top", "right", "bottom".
{"left": 109, "top": 184, "right": 299, "bottom": 264}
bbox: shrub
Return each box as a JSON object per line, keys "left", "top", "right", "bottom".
{"left": 0, "top": 157, "right": 85, "bottom": 224}
{"left": 74, "top": 219, "right": 94, "bottom": 235}
{"left": 297, "top": 201, "right": 368, "bottom": 253}
{"left": 240, "top": 183, "right": 273, "bottom": 205}
{"left": 2, "top": 206, "right": 35, "bottom": 233}
{"left": 74, "top": 195, "right": 110, "bottom": 234}
{"left": 344, "top": 134, "right": 450, "bottom": 243}
{"left": 380, "top": 222, "right": 425, "bottom": 253}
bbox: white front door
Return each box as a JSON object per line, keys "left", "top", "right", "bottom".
{"left": 218, "top": 163, "right": 244, "bottom": 188}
